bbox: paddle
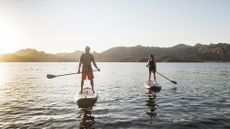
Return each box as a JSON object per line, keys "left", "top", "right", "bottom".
{"left": 156, "top": 72, "right": 177, "bottom": 84}
{"left": 47, "top": 70, "right": 99, "bottom": 79}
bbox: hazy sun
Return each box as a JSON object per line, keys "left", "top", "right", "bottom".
{"left": 0, "top": 21, "right": 24, "bottom": 54}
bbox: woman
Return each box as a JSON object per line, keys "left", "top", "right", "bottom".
{"left": 146, "top": 54, "right": 157, "bottom": 82}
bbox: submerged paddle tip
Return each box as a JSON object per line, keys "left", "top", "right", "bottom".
{"left": 171, "top": 81, "right": 177, "bottom": 84}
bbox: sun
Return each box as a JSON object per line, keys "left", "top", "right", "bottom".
{"left": 0, "top": 22, "right": 24, "bottom": 54}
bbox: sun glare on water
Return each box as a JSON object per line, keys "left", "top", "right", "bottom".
{"left": 0, "top": 63, "right": 10, "bottom": 100}
{"left": 0, "top": 63, "right": 9, "bottom": 82}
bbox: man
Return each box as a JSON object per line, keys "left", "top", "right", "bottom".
{"left": 77, "top": 46, "right": 100, "bottom": 93}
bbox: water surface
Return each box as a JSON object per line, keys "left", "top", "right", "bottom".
{"left": 0, "top": 62, "right": 230, "bottom": 129}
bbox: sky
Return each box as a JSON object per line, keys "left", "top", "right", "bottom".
{"left": 0, "top": 0, "right": 230, "bottom": 54}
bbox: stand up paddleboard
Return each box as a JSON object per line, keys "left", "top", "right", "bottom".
{"left": 74, "top": 87, "right": 98, "bottom": 108}
{"left": 145, "top": 80, "right": 161, "bottom": 93}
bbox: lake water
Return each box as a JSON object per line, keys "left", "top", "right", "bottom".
{"left": 0, "top": 62, "right": 230, "bottom": 129}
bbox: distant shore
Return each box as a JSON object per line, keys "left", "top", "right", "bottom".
{"left": 0, "top": 43, "right": 230, "bottom": 62}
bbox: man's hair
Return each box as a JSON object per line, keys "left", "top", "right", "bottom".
{"left": 85, "top": 46, "right": 90, "bottom": 50}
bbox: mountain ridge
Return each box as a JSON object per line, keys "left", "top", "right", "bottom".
{"left": 0, "top": 43, "right": 230, "bottom": 62}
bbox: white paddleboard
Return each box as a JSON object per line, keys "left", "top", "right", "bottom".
{"left": 74, "top": 87, "right": 98, "bottom": 108}
{"left": 145, "top": 80, "right": 162, "bottom": 92}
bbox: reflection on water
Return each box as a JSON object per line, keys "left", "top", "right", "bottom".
{"left": 79, "top": 107, "right": 95, "bottom": 129}
{"left": 145, "top": 90, "right": 158, "bottom": 123}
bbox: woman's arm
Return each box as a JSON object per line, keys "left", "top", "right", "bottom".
{"left": 146, "top": 60, "right": 149, "bottom": 67}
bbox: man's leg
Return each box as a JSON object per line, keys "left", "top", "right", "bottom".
{"left": 80, "top": 79, "right": 84, "bottom": 93}
{"left": 90, "top": 79, "right": 95, "bottom": 93}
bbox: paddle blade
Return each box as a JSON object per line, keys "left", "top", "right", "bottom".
{"left": 47, "top": 74, "right": 56, "bottom": 79}
{"left": 171, "top": 80, "right": 177, "bottom": 84}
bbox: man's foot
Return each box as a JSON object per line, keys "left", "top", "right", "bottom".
{"left": 92, "top": 89, "right": 95, "bottom": 93}
{"left": 79, "top": 90, "right": 83, "bottom": 94}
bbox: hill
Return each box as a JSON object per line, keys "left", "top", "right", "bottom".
{"left": 0, "top": 49, "right": 63, "bottom": 62}
{"left": 96, "top": 43, "right": 230, "bottom": 62}
{"left": 0, "top": 43, "right": 230, "bottom": 62}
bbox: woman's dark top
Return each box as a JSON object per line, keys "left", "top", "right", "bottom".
{"left": 148, "top": 60, "right": 156, "bottom": 72}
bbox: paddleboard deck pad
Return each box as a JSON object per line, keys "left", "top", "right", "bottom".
{"left": 145, "top": 81, "right": 161, "bottom": 92}
{"left": 74, "top": 87, "right": 98, "bottom": 108}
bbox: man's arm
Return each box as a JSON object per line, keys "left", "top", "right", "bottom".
{"left": 92, "top": 55, "right": 100, "bottom": 71}
{"left": 77, "top": 55, "right": 82, "bottom": 73}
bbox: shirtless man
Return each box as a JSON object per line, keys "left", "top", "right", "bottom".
{"left": 77, "top": 46, "right": 100, "bottom": 93}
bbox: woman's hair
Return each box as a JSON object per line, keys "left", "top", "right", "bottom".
{"left": 149, "top": 54, "right": 155, "bottom": 61}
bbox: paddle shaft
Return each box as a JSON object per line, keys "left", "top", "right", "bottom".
{"left": 47, "top": 70, "right": 98, "bottom": 79}
{"left": 54, "top": 72, "right": 78, "bottom": 77}
{"left": 156, "top": 72, "right": 177, "bottom": 84}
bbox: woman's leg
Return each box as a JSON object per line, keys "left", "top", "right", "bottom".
{"left": 149, "top": 70, "right": 151, "bottom": 81}
{"left": 153, "top": 72, "right": 156, "bottom": 82}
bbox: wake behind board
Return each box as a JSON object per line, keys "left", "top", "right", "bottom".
{"left": 74, "top": 87, "right": 98, "bottom": 108}
{"left": 145, "top": 81, "right": 162, "bottom": 93}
